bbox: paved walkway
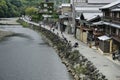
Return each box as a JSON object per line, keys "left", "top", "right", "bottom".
{"left": 40, "top": 25, "right": 120, "bottom": 80}
{"left": 23, "top": 18, "right": 120, "bottom": 80}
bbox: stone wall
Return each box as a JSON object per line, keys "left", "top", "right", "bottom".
{"left": 19, "top": 19, "right": 108, "bottom": 80}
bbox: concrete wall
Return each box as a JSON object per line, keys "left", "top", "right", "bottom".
{"left": 76, "top": 28, "right": 80, "bottom": 40}
{"left": 99, "top": 40, "right": 110, "bottom": 53}
{"left": 80, "top": 30, "right": 87, "bottom": 43}
{"left": 83, "top": 32, "right": 87, "bottom": 43}
{"left": 61, "top": 7, "right": 71, "bottom": 15}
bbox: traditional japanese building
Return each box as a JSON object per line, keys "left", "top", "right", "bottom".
{"left": 39, "top": 2, "right": 54, "bottom": 21}
{"left": 98, "top": 0, "right": 120, "bottom": 54}
{"left": 59, "top": 3, "right": 72, "bottom": 33}
{"left": 74, "top": 0, "right": 115, "bottom": 42}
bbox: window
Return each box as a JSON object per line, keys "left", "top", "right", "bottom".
{"left": 49, "top": 6, "right": 52, "bottom": 8}
{"left": 44, "top": 4, "right": 47, "bottom": 7}
{"left": 49, "top": 11, "right": 52, "bottom": 13}
{"left": 44, "top": 9, "right": 48, "bottom": 12}
{"left": 117, "top": 4, "right": 120, "bottom": 8}
{"left": 119, "top": 29, "right": 120, "bottom": 37}
{"left": 112, "top": 27, "right": 116, "bottom": 35}
{"left": 119, "top": 12, "right": 120, "bottom": 18}
{"left": 110, "top": 12, "right": 112, "bottom": 17}
{"left": 113, "top": 12, "right": 117, "bottom": 18}
{"left": 105, "top": 11, "right": 110, "bottom": 17}
{"left": 105, "top": 26, "right": 110, "bottom": 34}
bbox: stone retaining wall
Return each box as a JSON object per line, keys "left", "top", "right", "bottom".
{"left": 19, "top": 19, "right": 108, "bottom": 80}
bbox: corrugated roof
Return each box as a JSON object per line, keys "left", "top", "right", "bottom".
{"left": 75, "top": 7, "right": 101, "bottom": 13}
{"left": 98, "top": 35, "right": 111, "bottom": 41}
{"left": 100, "top": 0, "right": 120, "bottom": 9}
{"left": 88, "top": 0, "right": 115, "bottom": 3}
{"left": 61, "top": 3, "right": 71, "bottom": 7}
{"left": 92, "top": 21, "right": 104, "bottom": 25}
{"left": 75, "top": 7, "right": 99, "bottom": 11}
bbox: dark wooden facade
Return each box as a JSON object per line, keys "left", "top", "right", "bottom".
{"left": 100, "top": 2, "right": 120, "bottom": 54}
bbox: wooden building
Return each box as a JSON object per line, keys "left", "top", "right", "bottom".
{"left": 59, "top": 3, "right": 72, "bottom": 33}
{"left": 98, "top": 0, "right": 120, "bottom": 54}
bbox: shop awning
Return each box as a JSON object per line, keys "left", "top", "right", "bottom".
{"left": 98, "top": 35, "right": 111, "bottom": 41}
{"left": 92, "top": 21, "right": 104, "bottom": 25}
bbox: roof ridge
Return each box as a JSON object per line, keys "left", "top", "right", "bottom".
{"left": 100, "top": 0, "right": 120, "bottom": 9}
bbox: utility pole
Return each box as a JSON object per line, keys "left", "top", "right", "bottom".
{"left": 71, "top": 0, "right": 76, "bottom": 38}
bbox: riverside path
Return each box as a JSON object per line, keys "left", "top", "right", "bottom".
{"left": 22, "top": 18, "right": 120, "bottom": 80}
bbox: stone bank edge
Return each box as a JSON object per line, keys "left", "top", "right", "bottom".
{"left": 18, "top": 19, "right": 108, "bottom": 80}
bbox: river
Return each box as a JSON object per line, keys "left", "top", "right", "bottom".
{"left": 0, "top": 25, "right": 73, "bottom": 80}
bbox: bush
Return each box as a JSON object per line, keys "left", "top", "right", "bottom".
{"left": 17, "top": 19, "right": 29, "bottom": 27}
{"left": 68, "top": 50, "right": 80, "bottom": 62}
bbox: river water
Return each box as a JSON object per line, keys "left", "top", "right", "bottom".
{"left": 0, "top": 25, "right": 73, "bottom": 80}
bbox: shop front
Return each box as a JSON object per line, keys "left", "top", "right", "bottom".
{"left": 98, "top": 35, "right": 111, "bottom": 54}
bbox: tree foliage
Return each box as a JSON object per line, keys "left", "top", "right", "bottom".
{"left": 25, "top": 7, "right": 38, "bottom": 16}
{"left": 0, "top": 0, "right": 67, "bottom": 18}
{"left": 0, "top": 0, "right": 43, "bottom": 18}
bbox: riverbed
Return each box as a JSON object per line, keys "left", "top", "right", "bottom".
{"left": 0, "top": 25, "right": 73, "bottom": 80}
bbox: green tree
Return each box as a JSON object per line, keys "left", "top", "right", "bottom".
{"left": 0, "top": 0, "right": 66, "bottom": 18}
{"left": 0, "top": 0, "right": 8, "bottom": 17}
{"left": 25, "top": 7, "right": 38, "bottom": 16}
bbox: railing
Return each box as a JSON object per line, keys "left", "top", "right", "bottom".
{"left": 111, "top": 33, "right": 120, "bottom": 42}
{"left": 93, "top": 30, "right": 104, "bottom": 36}
{"left": 103, "top": 16, "right": 120, "bottom": 24}
{"left": 80, "top": 26, "right": 92, "bottom": 31}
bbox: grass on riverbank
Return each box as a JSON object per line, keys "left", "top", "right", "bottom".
{"left": 17, "top": 19, "right": 29, "bottom": 28}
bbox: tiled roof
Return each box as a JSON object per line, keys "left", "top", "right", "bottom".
{"left": 83, "top": 13, "right": 102, "bottom": 20}
{"left": 100, "top": 0, "right": 120, "bottom": 9}
{"left": 76, "top": 13, "right": 102, "bottom": 20}
{"left": 93, "top": 21, "right": 120, "bottom": 29}
{"left": 87, "top": 15, "right": 101, "bottom": 21}
{"left": 75, "top": 7, "right": 99, "bottom": 11}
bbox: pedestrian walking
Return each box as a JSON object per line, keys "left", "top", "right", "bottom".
{"left": 73, "top": 42, "right": 79, "bottom": 48}
{"left": 52, "top": 28, "right": 55, "bottom": 32}
{"left": 112, "top": 52, "right": 116, "bottom": 60}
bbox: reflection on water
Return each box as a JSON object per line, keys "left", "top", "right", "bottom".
{"left": 0, "top": 25, "right": 73, "bottom": 80}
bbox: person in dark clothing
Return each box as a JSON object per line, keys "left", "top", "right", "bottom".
{"left": 53, "top": 28, "right": 55, "bottom": 32}
{"left": 73, "top": 42, "right": 79, "bottom": 48}
{"left": 112, "top": 52, "right": 116, "bottom": 60}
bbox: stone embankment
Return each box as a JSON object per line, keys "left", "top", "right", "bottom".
{"left": 18, "top": 19, "right": 108, "bottom": 80}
